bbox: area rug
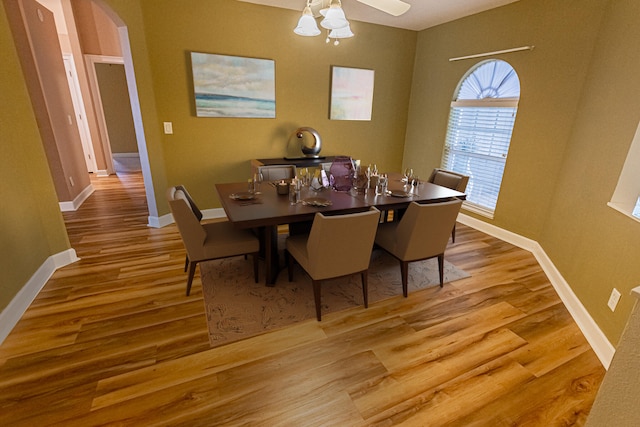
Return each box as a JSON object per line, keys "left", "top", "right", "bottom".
{"left": 200, "top": 248, "right": 469, "bottom": 347}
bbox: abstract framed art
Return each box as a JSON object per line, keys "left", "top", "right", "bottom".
{"left": 190, "top": 52, "right": 276, "bottom": 118}
{"left": 329, "top": 66, "right": 374, "bottom": 121}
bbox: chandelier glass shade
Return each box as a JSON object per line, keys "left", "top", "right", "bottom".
{"left": 293, "top": 5, "right": 321, "bottom": 36}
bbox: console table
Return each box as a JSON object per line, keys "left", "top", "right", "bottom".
{"left": 250, "top": 156, "right": 348, "bottom": 176}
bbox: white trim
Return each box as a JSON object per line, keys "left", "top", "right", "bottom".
{"left": 202, "top": 208, "right": 228, "bottom": 220}
{"left": 84, "top": 54, "right": 121, "bottom": 176}
{"left": 458, "top": 213, "right": 616, "bottom": 369}
{"left": 112, "top": 152, "right": 139, "bottom": 158}
{"left": 62, "top": 53, "right": 97, "bottom": 173}
{"left": 0, "top": 249, "right": 79, "bottom": 345}
{"left": 58, "top": 184, "right": 95, "bottom": 212}
{"left": 607, "top": 201, "right": 640, "bottom": 225}
{"left": 95, "top": 170, "right": 109, "bottom": 177}
{"left": 148, "top": 213, "right": 173, "bottom": 229}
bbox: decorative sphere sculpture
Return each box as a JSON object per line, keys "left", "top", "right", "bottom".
{"left": 295, "top": 127, "right": 322, "bottom": 158}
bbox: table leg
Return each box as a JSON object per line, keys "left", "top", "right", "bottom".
{"left": 264, "top": 225, "right": 279, "bottom": 286}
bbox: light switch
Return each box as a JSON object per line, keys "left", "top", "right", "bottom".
{"left": 163, "top": 122, "right": 173, "bottom": 134}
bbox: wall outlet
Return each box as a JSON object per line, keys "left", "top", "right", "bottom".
{"left": 608, "top": 288, "right": 621, "bottom": 311}
{"left": 69, "top": 176, "right": 74, "bottom": 187}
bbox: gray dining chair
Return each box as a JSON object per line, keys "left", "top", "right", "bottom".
{"left": 375, "top": 199, "right": 463, "bottom": 297}
{"left": 258, "top": 165, "right": 296, "bottom": 182}
{"left": 285, "top": 207, "right": 381, "bottom": 321}
{"left": 427, "top": 168, "right": 469, "bottom": 242}
{"left": 167, "top": 185, "right": 260, "bottom": 296}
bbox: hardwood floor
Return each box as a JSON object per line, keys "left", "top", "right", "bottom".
{"left": 0, "top": 172, "right": 605, "bottom": 426}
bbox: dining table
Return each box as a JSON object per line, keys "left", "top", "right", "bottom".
{"left": 215, "top": 173, "right": 466, "bottom": 285}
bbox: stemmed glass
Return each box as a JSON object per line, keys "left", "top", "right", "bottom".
{"left": 403, "top": 168, "right": 413, "bottom": 183}
{"left": 251, "top": 171, "right": 263, "bottom": 193}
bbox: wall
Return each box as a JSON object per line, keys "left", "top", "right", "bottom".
{"left": 72, "top": 0, "right": 120, "bottom": 56}
{"left": 540, "top": 0, "right": 640, "bottom": 344}
{"left": 5, "top": 0, "right": 90, "bottom": 203}
{"left": 586, "top": 290, "right": 640, "bottom": 425}
{"left": 405, "top": 0, "right": 640, "bottom": 344}
{"left": 136, "top": 0, "right": 416, "bottom": 208}
{"left": 0, "top": 1, "right": 71, "bottom": 312}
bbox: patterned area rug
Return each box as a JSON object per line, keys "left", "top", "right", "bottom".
{"left": 200, "top": 248, "right": 469, "bottom": 347}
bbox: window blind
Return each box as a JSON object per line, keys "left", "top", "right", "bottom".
{"left": 443, "top": 105, "right": 517, "bottom": 212}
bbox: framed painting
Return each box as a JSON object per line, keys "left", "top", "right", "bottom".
{"left": 329, "top": 66, "right": 374, "bottom": 121}
{"left": 190, "top": 52, "right": 276, "bottom": 118}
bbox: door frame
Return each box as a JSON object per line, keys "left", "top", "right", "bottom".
{"left": 63, "top": 53, "right": 97, "bottom": 173}
{"left": 84, "top": 54, "right": 123, "bottom": 176}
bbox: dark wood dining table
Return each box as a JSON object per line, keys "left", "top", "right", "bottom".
{"left": 215, "top": 173, "right": 466, "bottom": 285}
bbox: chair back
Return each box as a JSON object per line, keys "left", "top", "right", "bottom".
{"left": 306, "top": 208, "right": 380, "bottom": 280}
{"left": 428, "top": 168, "right": 469, "bottom": 192}
{"left": 258, "top": 165, "right": 296, "bottom": 181}
{"left": 173, "top": 185, "right": 203, "bottom": 221}
{"left": 395, "top": 200, "right": 463, "bottom": 261}
{"left": 167, "top": 186, "right": 207, "bottom": 257}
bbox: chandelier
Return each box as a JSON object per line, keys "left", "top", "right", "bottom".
{"left": 294, "top": 0, "right": 354, "bottom": 46}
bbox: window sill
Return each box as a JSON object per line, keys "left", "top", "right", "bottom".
{"left": 462, "top": 201, "right": 495, "bottom": 219}
{"left": 606, "top": 202, "right": 640, "bottom": 224}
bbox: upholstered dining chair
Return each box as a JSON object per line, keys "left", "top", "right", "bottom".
{"left": 167, "top": 186, "right": 260, "bottom": 296}
{"left": 258, "top": 165, "right": 296, "bottom": 182}
{"left": 427, "top": 168, "right": 469, "bottom": 242}
{"left": 285, "top": 207, "right": 380, "bottom": 321}
{"left": 375, "top": 199, "right": 463, "bottom": 297}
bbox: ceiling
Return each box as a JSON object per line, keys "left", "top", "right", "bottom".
{"left": 237, "top": 0, "right": 519, "bottom": 31}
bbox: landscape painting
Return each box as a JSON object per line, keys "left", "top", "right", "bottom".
{"left": 191, "top": 52, "right": 276, "bottom": 118}
{"left": 330, "top": 66, "right": 374, "bottom": 121}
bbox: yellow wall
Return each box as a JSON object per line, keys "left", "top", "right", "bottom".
{"left": 540, "top": 0, "right": 640, "bottom": 344}
{"left": 136, "top": 0, "right": 416, "bottom": 208}
{"left": 404, "top": 0, "right": 639, "bottom": 344}
{"left": 0, "top": 2, "right": 71, "bottom": 312}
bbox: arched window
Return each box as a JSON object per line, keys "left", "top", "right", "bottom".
{"left": 442, "top": 60, "right": 520, "bottom": 217}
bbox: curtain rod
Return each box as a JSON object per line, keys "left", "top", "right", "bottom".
{"left": 449, "top": 46, "right": 534, "bottom": 62}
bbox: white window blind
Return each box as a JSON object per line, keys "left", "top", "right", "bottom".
{"left": 441, "top": 60, "right": 520, "bottom": 216}
{"left": 443, "top": 105, "right": 517, "bottom": 212}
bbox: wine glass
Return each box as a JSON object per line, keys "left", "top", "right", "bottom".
{"left": 403, "top": 168, "right": 413, "bottom": 183}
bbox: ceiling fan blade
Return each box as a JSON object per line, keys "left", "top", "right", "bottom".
{"left": 357, "top": 0, "right": 411, "bottom": 17}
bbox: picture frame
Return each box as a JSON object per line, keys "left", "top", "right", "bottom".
{"left": 190, "top": 52, "right": 276, "bottom": 118}
{"left": 329, "top": 66, "right": 374, "bottom": 121}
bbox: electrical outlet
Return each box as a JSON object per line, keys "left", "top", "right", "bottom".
{"left": 69, "top": 176, "right": 74, "bottom": 187}
{"left": 608, "top": 288, "right": 621, "bottom": 312}
{"left": 163, "top": 122, "right": 173, "bottom": 134}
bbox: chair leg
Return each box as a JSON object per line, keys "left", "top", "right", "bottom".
{"left": 313, "top": 279, "right": 322, "bottom": 321}
{"left": 400, "top": 260, "right": 409, "bottom": 297}
{"left": 184, "top": 255, "right": 189, "bottom": 272}
{"left": 451, "top": 223, "right": 456, "bottom": 243}
{"left": 287, "top": 250, "right": 294, "bottom": 282}
{"left": 186, "top": 261, "right": 198, "bottom": 296}
{"left": 361, "top": 271, "right": 369, "bottom": 308}
{"left": 438, "top": 254, "right": 444, "bottom": 287}
{"left": 252, "top": 253, "right": 259, "bottom": 283}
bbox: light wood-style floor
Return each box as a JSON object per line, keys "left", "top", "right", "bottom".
{"left": 0, "top": 172, "right": 605, "bottom": 426}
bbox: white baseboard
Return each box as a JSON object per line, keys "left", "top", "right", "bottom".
{"left": 112, "top": 152, "right": 139, "bottom": 158}
{"left": 148, "top": 213, "right": 173, "bottom": 229}
{"left": 458, "top": 213, "right": 615, "bottom": 369}
{"left": 96, "top": 170, "right": 109, "bottom": 177}
{"left": 202, "top": 208, "right": 227, "bottom": 220}
{"left": 59, "top": 184, "right": 95, "bottom": 212}
{"left": 0, "top": 249, "right": 80, "bottom": 345}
